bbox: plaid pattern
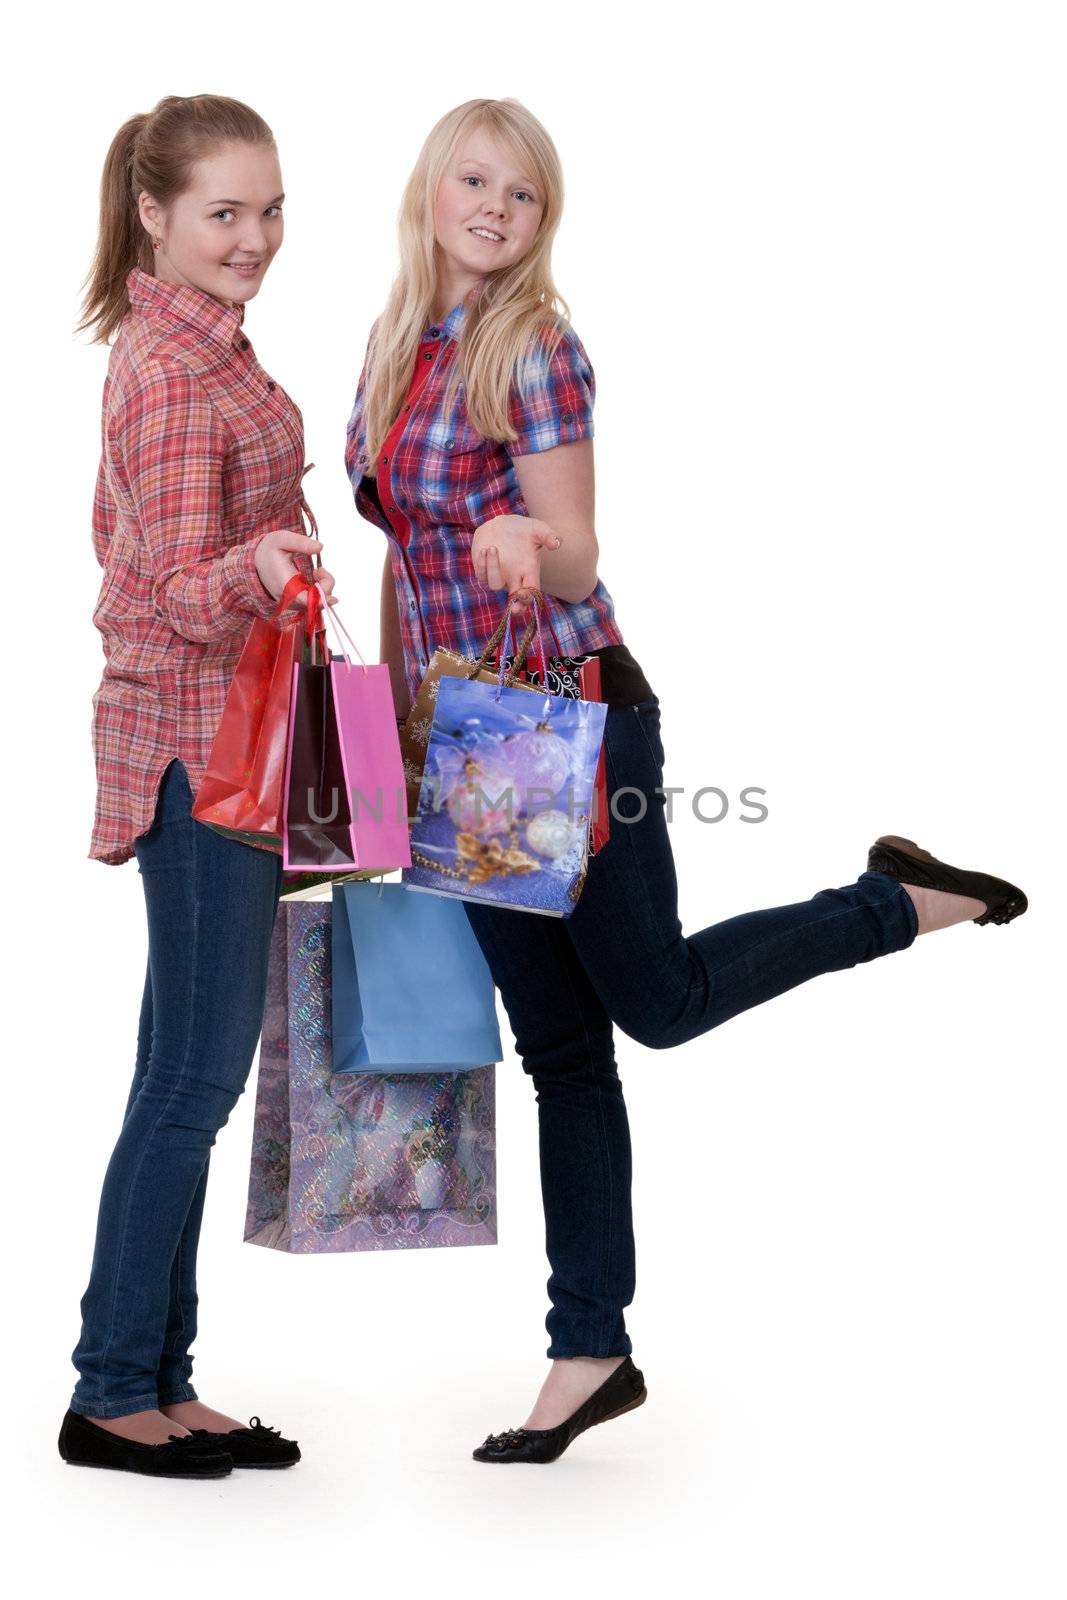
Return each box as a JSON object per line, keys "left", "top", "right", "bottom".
{"left": 88, "top": 268, "right": 316, "bottom": 864}
{"left": 344, "top": 301, "right": 622, "bottom": 702}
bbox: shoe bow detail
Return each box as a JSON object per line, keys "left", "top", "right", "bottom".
{"left": 482, "top": 1428, "right": 530, "bottom": 1451}
{"left": 165, "top": 1431, "right": 224, "bottom": 1450}
{"left": 244, "top": 1416, "right": 281, "bottom": 1437}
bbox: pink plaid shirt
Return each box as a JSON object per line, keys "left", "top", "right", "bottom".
{"left": 87, "top": 268, "right": 315, "bottom": 864}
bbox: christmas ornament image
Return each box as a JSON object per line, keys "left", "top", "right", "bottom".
{"left": 402, "top": 676, "right": 608, "bottom": 917}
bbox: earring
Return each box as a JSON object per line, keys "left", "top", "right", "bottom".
{"left": 152, "top": 239, "right": 162, "bottom": 252}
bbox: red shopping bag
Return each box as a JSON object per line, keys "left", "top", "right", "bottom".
{"left": 192, "top": 574, "right": 324, "bottom": 851}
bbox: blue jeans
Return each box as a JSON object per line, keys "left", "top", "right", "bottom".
{"left": 463, "top": 695, "right": 919, "bottom": 1360}
{"left": 70, "top": 759, "right": 283, "bottom": 1418}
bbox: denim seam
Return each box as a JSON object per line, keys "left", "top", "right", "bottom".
{"left": 68, "top": 1389, "right": 162, "bottom": 1420}
{"left": 547, "top": 930, "right": 615, "bottom": 1359}
{"left": 92, "top": 818, "right": 202, "bottom": 1408}
{"left": 629, "top": 702, "right": 664, "bottom": 775}
{"left": 157, "top": 1384, "right": 198, "bottom": 1405}
{"left": 160, "top": 1228, "right": 189, "bottom": 1386}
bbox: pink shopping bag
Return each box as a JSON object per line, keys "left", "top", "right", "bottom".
{"left": 281, "top": 589, "right": 411, "bottom": 873}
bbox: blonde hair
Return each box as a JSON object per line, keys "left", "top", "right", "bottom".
{"left": 79, "top": 94, "right": 276, "bottom": 344}
{"left": 362, "top": 98, "right": 573, "bottom": 467}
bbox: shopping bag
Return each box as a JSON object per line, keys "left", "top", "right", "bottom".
{"left": 398, "top": 605, "right": 542, "bottom": 823}
{"left": 244, "top": 901, "right": 497, "bottom": 1253}
{"left": 281, "top": 593, "right": 411, "bottom": 873}
{"left": 402, "top": 597, "right": 608, "bottom": 917}
{"left": 500, "top": 600, "right": 610, "bottom": 856}
{"left": 331, "top": 881, "right": 502, "bottom": 1073}
{"left": 192, "top": 573, "right": 323, "bottom": 850}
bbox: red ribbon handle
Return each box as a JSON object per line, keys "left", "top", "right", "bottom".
{"left": 270, "top": 572, "right": 325, "bottom": 656}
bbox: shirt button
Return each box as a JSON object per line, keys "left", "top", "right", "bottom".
{"left": 429, "top": 329, "right": 440, "bottom": 338}
{"left": 424, "top": 351, "right": 434, "bottom": 361}
{"left": 267, "top": 381, "right": 276, "bottom": 392}
{"left": 382, "top": 454, "right": 389, "bottom": 464}
{"left": 561, "top": 411, "right": 574, "bottom": 424}
{"left": 408, "top": 600, "right": 417, "bottom": 613}
{"left": 404, "top": 404, "right": 411, "bottom": 412}
{"left": 445, "top": 440, "right": 453, "bottom": 450}
{"left": 238, "top": 338, "right": 249, "bottom": 350}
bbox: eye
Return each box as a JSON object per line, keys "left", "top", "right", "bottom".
{"left": 212, "top": 209, "right": 236, "bottom": 222}
{"left": 514, "top": 190, "right": 535, "bottom": 204}
{"left": 462, "top": 175, "right": 484, "bottom": 188}
{"left": 264, "top": 205, "right": 283, "bottom": 217}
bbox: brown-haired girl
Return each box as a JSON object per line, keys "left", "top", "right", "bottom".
{"left": 61, "top": 94, "right": 332, "bottom": 1478}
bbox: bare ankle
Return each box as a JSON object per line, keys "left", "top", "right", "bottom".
{"left": 90, "top": 1408, "right": 191, "bottom": 1444}
{"left": 904, "top": 883, "right": 987, "bottom": 935}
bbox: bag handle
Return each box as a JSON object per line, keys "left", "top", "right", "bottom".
{"left": 508, "top": 593, "right": 565, "bottom": 666}
{"left": 312, "top": 581, "right": 370, "bottom": 674}
{"left": 464, "top": 601, "right": 539, "bottom": 683}
{"left": 271, "top": 573, "right": 325, "bottom": 658}
{"left": 495, "top": 590, "right": 552, "bottom": 713}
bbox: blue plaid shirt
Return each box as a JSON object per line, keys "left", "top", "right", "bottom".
{"left": 345, "top": 300, "right": 624, "bottom": 702}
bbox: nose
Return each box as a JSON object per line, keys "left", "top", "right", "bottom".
{"left": 237, "top": 220, "right": 269, "bottom": 255}
{"left": 482, "top": 194, "right": 507, "bottom": 220}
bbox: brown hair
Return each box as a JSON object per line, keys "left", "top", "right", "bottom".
{"left": 78, "top": 94, "right": 276, "bottom": 344}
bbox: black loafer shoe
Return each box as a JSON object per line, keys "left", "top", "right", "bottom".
{"left": 58, "top": 1409, "right": 233, "bottom": 1479}
{"left": 189, "top": 1415, "right": 300, "bottom": 1469}
{"left": 867, "top": 834, "right": 1028, "bottom": 926}
{"left": 473, "top": 1356, "right": 647, "bottom": 1465}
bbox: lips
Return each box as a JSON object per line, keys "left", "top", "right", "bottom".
{"left": 225, "top": 261, "right": 263, "bottom": 275}
{"left": 468, "top": 227, "right": 504, "bottom": 243}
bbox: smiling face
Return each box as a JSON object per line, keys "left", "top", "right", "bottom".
{"left": 432, "top": 131, "right": 545, "bottom": 303}
{"left": 138, "top": 141, "right": 285, "bottom": 304}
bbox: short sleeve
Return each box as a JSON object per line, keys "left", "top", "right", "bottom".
{"left": 345, "top": 317, "right": 379, "bottom": 484}
{"left": 507, "top": 323, "right": 596, "bottom": 456}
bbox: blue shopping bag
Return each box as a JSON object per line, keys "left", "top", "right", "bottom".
{"left": 330, "top": 881, "right": 503, "bottom": 1074}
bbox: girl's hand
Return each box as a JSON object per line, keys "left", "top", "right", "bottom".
{"left": 471, "top": 515, "right": 562, "bottom": 613}
{"left": 255, "top": 529, "right": 339, "bottom": 609}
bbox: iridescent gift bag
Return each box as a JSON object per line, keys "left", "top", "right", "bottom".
{"left": 244, "top": 901, "right": 497, "bottom": 1253}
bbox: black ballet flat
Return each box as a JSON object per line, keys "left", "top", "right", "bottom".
{"left": 867, "top": 834, "right": 1028, "bottom": 926}
{"left": 189, "top": 1415, "right": 300, "bottom": 1469}
{"left": 473, "top": 1356, "right": 647, "bottom": 1465}
{"left": 58, "top": 1409, "right": 233, "bottom": 1479}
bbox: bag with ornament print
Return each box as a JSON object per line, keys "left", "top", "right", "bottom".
{"left": 498, "top": 600, "right": 610, "bottom": 856}
{"left": 244, "top": 899, "right": 497, "bottom": 1254}
{"left": 402, "top": 595, "right": 608, "bottom": 918}
{"left": 397, "top": 604, "right": 543, "bottom": 823}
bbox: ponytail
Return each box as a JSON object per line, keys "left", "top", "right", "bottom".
{"left": 78, "top": 113, "right": 153, "bottom": 344}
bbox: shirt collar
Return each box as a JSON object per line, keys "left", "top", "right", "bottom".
{"left": 425, "top": 299, "right": 469, "bottom": 345}
{"left": 126, "top": 267, "right": 246, "bottom": 348}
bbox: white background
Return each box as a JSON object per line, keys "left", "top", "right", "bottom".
{"left": 5, "top": 3, "right": 1064, "bottom": 1595}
